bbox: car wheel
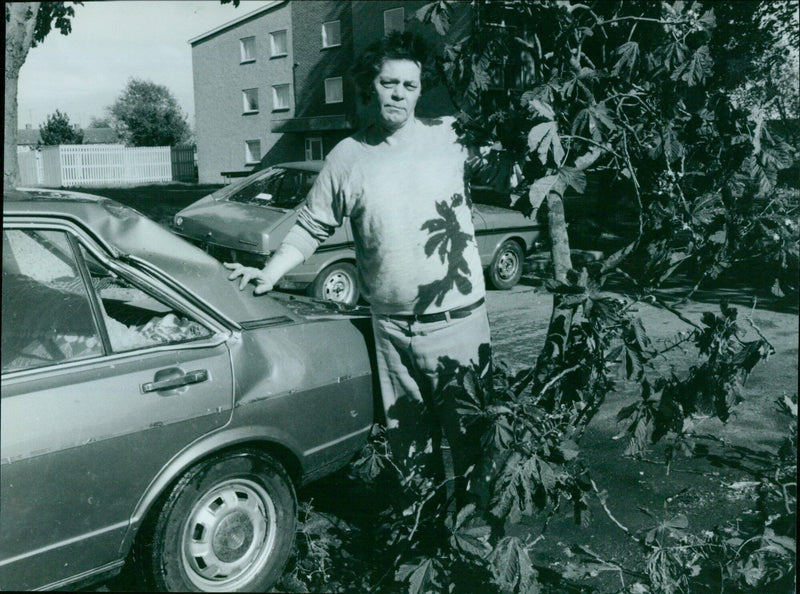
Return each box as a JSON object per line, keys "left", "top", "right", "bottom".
{"left": 488, "top": 239, "right": 524, "bottom": 290}
{"left": 310, "top": 262, "right": 360, "bottom": 305}
{"left": 140, "top": 449, "right": 296, "bottom": 592}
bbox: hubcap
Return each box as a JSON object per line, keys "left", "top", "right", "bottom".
{"left": 323, "top": 271, "right": 354, "bottom": 303}
{"left": 181, "top": 479, "right": 276, "bottom": 591}
{"left": 497, "top": 250, "right": 519, "bottom": 280}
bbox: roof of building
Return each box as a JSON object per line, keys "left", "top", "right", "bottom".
{"left": 17, "top": 128, "right": 41, "bottom": 146}
{"left": 188, "top": 1, "right": 286, "bottom": 46}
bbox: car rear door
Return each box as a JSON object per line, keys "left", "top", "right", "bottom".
{"left": 0, "top": 224, "right": 234, "bottom": 590}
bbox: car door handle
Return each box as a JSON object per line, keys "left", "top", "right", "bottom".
{"left": 141, "top": 369, "right": 209, "bottom": 394}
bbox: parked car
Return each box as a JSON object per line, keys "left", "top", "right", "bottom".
{"left": 172, "top": 161, "right": 542, "bottom": 305}
{"left": 1, "top": 188, "right": 375, "bottom": 592}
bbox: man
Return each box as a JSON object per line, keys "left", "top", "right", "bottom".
{"left": 226, "top": 32, "right": 490, "bottom": 503}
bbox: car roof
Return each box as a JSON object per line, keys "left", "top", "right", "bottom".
{"left": 3, "top": 187, "right": 291, "bottom": 323}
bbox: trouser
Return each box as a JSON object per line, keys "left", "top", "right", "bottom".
{"left": 371, "top": 303, "right": 492, "bottom": 504}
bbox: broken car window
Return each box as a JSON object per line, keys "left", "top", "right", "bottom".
{"left": 79, "top": 247, "right": 213, "bottom": 352}
{"left": 2, "top": 229, "right": 104, "bottom": 373}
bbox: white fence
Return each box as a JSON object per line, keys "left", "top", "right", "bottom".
{"left": 17, "top": 144, "right": 173, "bottom": 187}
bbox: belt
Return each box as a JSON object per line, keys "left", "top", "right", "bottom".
{"left": 387, "top": 297, "right": 485, "bottom": 324}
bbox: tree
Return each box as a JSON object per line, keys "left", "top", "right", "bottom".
{"left": 108, "top": 78, "right": 190, "bottom": 147}
{"left": 280, "top": 2, "right": 797, "bottom": 592}
{"left": 5, "top": 2, "right": 81, "bottom": 188}
{"left": 38, "top": 109, "right": 83, "bottom": 145}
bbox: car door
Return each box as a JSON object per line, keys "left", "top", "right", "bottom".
{"left": 0, "top": 224, "right": 234, "bottom": 591}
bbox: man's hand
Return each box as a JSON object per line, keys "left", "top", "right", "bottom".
{"left": 224, "top": 262, "right": 275, "bottom": 295}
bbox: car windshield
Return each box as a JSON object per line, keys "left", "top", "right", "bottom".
{"left": 226, "top": 167, "right": 318, "bottom": 209}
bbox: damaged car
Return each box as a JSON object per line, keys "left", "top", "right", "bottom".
{"left": 1, "top": 188, "right": 375, "bottom": 592}
{"left": 172, "top": 161, "right": 542, "bottom": 305}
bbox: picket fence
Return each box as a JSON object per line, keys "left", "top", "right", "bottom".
{"left": 17, "top": 144, "right": 195, "bottom": 187}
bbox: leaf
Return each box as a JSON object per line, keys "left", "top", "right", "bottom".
{"left": 671, "top": 45, "right": 713, "bottom": 86}
{"left": 762, "top": 529, "right": 796, "bottom": 554}
{"left": 396, "top": 557, "right": 443, "bottom": 594}
{"left": 447, "top": 504, "right": 492, "bottom": 557}
{"left": 488, "top": 536, "right": 540, "bottom": 594}
{"left": 612, "top": 41, "right": 640, "bottom": 77}
{"left": 558, "top": 167, "right": 587, "bottom": 194}
{"left": 770, "top": 278, "right": 785, "bottom": 298}
{"left": 528, "top": 175, "right": 559, "bottom": 210}
{"left": 698, "top": 8, "right": 716, "bottom": 29}
{"left": 527, "top": 121, "right": 564, "bottom": 165}
{"left": 351, "top": 444, "right": 386, "bottom": 481}
{"left": 559, "top": 438, "right": 580, "bottom": 461}
{"left": 490, "top": 452, "right": 535, "bottom": 522}
{"left": 665, "top": 513, "right": 689, "bottom": 529}
{"left": 530, "top": 99, "right": 554, "bottom": 120}
{"left": 414, "top": 1, "right": 452, "bottom": 36}
{"left": 573, "top": 147, "right": 602, "bottom": 171}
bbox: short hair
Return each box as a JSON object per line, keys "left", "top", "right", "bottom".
{"left": 351, "top": 32, "right": 432, "bottom": 104}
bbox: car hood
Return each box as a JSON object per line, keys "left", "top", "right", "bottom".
{"left": 473, "top": 203, "right": 537, "bottom": 228}
{"left": 175, "top": 196, "right": 296, "bottom": 251}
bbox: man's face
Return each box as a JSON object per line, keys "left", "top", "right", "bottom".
{"left": 372, "top": 59, "right": 422, "bottom": 130}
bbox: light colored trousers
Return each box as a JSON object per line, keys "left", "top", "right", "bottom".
{"left": 371, "top": 304, "right": 492, "bottom": 494}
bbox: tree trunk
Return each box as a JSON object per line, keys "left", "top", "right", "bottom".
{"left": 5, "top": 2, "right": 41, "bottom": 190}
{"left": 534, "top": 192, "right": 577, "bottom": 391}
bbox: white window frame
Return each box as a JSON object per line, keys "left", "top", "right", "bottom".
{"left": 384, "top": 7, "right": 405, "bottom": 34}
{"left": 269, "top": 29, "right": 287, "bottom": 57}
{"left": 322, "top": 20, "right": 341, "bottom": 48}
{"left": 242, "top": 88, "right": 259, "bottom": 114}
{"left": 305, "top": 137, "right": 323, "bottom": 161}
{"left": 324, "top": 77, "right": 344, "bottom": 104}
{"left": 240, "top": 36, "right": 256, "bottom": 63}
{"left": 272, "top": 84, "right": 291, "bottom": 111}
{"left": 245, "top": 139, "right": 261, "bottom": 165}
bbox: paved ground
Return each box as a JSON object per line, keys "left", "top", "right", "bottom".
{"left": 483, "top": 276, "right": 797, "bottom": 591}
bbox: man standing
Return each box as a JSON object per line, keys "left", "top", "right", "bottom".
{"left": 226, "top": 32, "right": 491, "bottom": 504}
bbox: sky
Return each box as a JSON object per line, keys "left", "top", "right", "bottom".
{"left": 17, "top": 0, "right": 276, "bottom": 130}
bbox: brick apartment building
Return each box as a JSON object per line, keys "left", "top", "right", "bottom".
{"left": 189, "top": 0, "right": 470, "bottom": 183}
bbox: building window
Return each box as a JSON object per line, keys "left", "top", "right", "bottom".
{"left": 242, "top": 88, "right": 259, "bottom": 113}
{"left": 324, "top": 77, "right": 343, "bottom": 104}
{"left": 305, "top": 137, "right": 323, "bottom": 161}
{"left": 240, "top": 36, "right": 255, "bottom": 63}
{"left": 384, "top": 7, "right": 404, "bottom": 34}
{"left": 245, "top": 140, "right": 261, "bottom": 164}
{"left": 270, "top": 29, "right": 287, "bottom": 57}
{"left": 272, "top": 84, "right": 291, "bottom": 111}
{"left": 322, "top": 20, "right": 341, "bottom": 48}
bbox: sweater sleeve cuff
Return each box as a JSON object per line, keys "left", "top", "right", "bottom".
{"left": 282, "top": 224, "right": 321, "bottom": 261}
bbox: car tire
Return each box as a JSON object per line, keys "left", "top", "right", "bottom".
{"left": 488, "top": 239, "right": 524, "bottom": 290}
{"left": 140, "top": 449, "right": 296, "bottom": 592}
{"left": 309, "top": 262, "right": 360, "bottom": 306}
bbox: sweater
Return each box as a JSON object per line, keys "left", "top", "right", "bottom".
{"left": 283, "top": 116, "right": 485, "bottom": 315}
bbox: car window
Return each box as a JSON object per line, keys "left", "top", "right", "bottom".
{"left": 228, "top": 168, "right": 285, "bottom": 205}
{"left": 79, "top": 247, "right": 213, "bottom": 352}
{"left": 2, "top": 229, "right": 104, "bottom": 373}
{"left": 270, "top": 170, "right": 318, "bottom": 209}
